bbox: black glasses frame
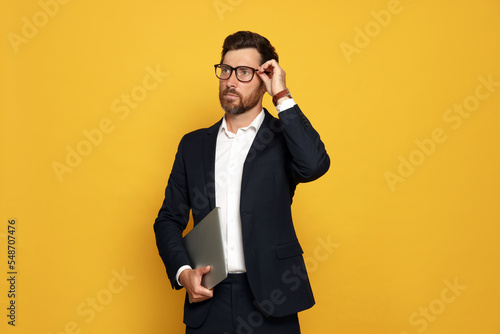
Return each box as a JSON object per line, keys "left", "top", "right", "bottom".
{"left": 214, "top": 64, "right": 260, "bottom": 83}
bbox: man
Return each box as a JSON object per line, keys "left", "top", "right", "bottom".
{"left": 154, "top": 31, "right": 330, "bottom": 333}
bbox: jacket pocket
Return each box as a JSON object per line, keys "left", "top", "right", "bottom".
{"left": 275, "top": 239, "right": 303, "bottom": 260}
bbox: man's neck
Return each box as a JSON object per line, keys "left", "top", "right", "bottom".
{"left": 224, "top": 105, "right": 263, "bottom": 134}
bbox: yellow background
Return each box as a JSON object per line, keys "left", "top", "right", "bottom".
{"left": 1, "top": 0, "right": 499, "bottom": 333}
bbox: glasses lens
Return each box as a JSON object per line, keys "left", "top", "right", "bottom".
{"left": 216, "top": 65, "right": 231, "bottom": 79}
{"left": 236, "top": 66, "right": 254, "bottom": 82}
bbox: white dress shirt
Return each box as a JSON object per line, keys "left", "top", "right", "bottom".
{"left": 215, "top": 109, "right": 265, "bottom": 272}
{"left": 176, "top": 98, "right": 295, "bottom": 284}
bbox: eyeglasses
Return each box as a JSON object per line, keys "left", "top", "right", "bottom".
{"left": 214, "top": 64, "right": 260, "bottom": 83}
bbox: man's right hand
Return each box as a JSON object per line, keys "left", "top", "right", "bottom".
{"left": 179, "top": 266, "right": 213, "bottom": 303}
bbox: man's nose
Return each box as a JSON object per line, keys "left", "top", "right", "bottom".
{"left": 226, "top": 71, "right": 239, "bottom": 87}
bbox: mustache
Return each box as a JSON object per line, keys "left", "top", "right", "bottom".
{"left": 222, "top": 88, "right": 242, "bottom": 99}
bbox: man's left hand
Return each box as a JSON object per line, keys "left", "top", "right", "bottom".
{"left": 257, "top": 60, "right": 287, "bottom": 97}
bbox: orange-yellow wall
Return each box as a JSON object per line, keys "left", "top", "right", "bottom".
{"left": 1, "top": 1, "right": 499, "bottom": 333}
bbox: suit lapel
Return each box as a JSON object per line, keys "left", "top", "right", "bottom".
{"left": 241, "top": 109, "right": 277, "bottom": 193}
{"left": 203, "top": 119, "right": 222, "bottom": 211}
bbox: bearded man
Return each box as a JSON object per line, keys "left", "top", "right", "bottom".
{"left": 154, "top": 31, "right": 330, "bottom": 334}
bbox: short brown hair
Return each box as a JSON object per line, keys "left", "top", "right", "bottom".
{"left": 220, "top": 31, "right": 279, "bottom": 65}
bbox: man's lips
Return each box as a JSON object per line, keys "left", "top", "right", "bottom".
{"left": 224, "top": 93, "right": 239, "bottom": 99}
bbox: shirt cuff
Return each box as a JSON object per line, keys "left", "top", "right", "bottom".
{"left": 276, "top": 98, "right": 296, "bottom": 113}
{"left": 176, "top": 265, "right": 192, "bottom": 286}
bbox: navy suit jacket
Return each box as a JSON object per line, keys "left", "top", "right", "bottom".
{"left": 154, "top": 105, "right": 330, "bottom": 328}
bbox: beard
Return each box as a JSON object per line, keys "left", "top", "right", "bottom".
{"left": 219, "top": 85, "right": 263, "bottom": 115}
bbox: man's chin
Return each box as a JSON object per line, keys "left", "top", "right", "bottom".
{"left": 221, "top": 100, "right": 243, "bottom": 115}
{"left": 223, "top": 106, "right": 245, "bottom": 115}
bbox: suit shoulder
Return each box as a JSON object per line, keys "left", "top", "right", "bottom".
{"left": 175, "top": 128, "right": 205, "bottom": 149}
{"left": 178, "top": 121, "right": 220, "bottom": 146}
{"left": 183, "top": 127, "right": 209, "bottom": 139}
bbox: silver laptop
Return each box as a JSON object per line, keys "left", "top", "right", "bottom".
{"left": 183, "top": 207, "right": 227, "bottom": 289}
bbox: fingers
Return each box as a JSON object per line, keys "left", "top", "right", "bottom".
{"left": 257, "top": 61, "right": 275, "bottom": 82}
{"left": 258, "top": 59, "right": 279, "bottom": 73}
{"left": 256, "top": 71, "right": 271, "bottom": 89}
{"left": 189, "top": 285, "right": 213, "bottom": 303}
{"left": 257, "top": 59, "right": 287, "bottom": 96}
{"left": 188, "top": 280, "right": 213, "bottom": 303}
{"left": 184, "top": 266, "right": 214, "bottom": 303}
{"left": 256, "top": 64, "right": 271, "bottom": 82}
{"left": 200, "top": 265, "right": 211, "bottom": 274}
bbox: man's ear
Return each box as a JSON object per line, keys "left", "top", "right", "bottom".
{"left": 260, "top": 81, "right": 267, "bottom": 95}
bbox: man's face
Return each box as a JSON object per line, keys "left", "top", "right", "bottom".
{"left": 218, "top": 48, "right": 265, "bottom": 115}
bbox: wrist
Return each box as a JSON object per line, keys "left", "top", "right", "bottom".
{"left": 276, "top": 96, "right": 291, "bottom": 105}
{"left": 273, "top": 88, "right": 292, "bottom": 106}
{"left": 276, "top": 97, "right": 296, "bottom": 113}
{"left": 176, "top": 265, "right": 192, "bottom": 286}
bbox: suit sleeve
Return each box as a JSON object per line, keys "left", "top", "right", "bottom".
{"left": 278, "top": 104, "right": 330, "bottom": 183}
{"left": 153, "top": 137, "right": 192, "bottom": 290}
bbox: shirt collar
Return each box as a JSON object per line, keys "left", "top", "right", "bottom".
{"left": 219, "top": 109, "right": 265, "bottom": 138}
